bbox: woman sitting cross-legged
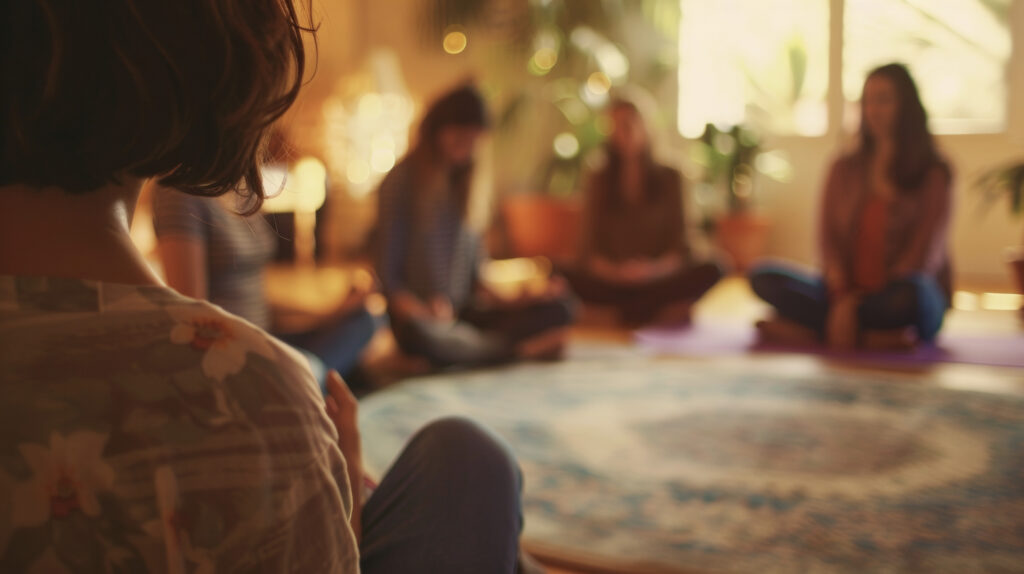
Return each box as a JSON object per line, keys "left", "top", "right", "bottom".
{"left": 376, "top": 84, "right": 576, "bottom": 368}
{"left": 749, "top": 63, "right": 953, "bottom": 350}
{"left": 0, "top": 3, "right": 531, "bottom": 572}
{"left": 565, "top": 98, "right": 724, "bottom": 328}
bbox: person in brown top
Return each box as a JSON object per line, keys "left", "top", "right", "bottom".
{"left": 566, "top": 98, "right": 723, "bottom": 327}
{"left": 749, "top": 63, "right": 953, "bottom": 349}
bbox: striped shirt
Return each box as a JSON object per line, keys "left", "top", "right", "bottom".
{"left": 376, "top": 158, "right": 481, "bottom": 310}
{"left": 152, "top": 189, "right": 277, "bottom": 330}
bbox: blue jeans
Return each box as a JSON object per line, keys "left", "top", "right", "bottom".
{"left": 278, "top": 307, "right": 382, "bottom": 389}
{"left": 361, "top": 417, "right": 524, "bottom": 573}
{"left": 749, "top": 262, "right": 947, "bottom": 342}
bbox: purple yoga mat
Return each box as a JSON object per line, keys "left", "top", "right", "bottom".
{"left": 635, "top": 322, "right": 1024, "bottom": 369}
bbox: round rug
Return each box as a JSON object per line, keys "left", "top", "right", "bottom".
{"left": 358, "top": 359, "right": 1024, "bottom": 573}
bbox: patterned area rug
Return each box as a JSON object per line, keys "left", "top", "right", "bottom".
{"left": 358, "top": 359, "right": 1024, "bottom": 573}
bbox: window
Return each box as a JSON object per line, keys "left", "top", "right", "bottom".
{"left": 678, "top": 0, "right": 1013, "bottom": 137}
{"left": 677, "top": 0, "right": 830, "bottom": 137}
{"left": 844, "top": 0, "right": 1012, "bottom": 134}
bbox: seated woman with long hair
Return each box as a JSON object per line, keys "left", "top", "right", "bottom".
{"left": 566, "top": 98, "right": 723, "bottom": 327}
{"left": 376, "top": 84, "right": 576, "bottom": 368}
{"left": 0, "top": 2, "right": 528, "bottom": 572}
{"left": 750, "top": 63, "right": 953, "bottom": 349}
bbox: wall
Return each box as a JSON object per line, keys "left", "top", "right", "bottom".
{"left": 285, "top": 1, "right": 1024, "bottom": 287}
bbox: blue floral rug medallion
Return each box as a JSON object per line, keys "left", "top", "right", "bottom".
{"left": 359, "top": 360, "right": 1024, "bottom": 573}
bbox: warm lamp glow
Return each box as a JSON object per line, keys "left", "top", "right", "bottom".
{"left": 262, "top": 157, "right": 327, "bottom": 214}
{"left": 553, "top": 132, "right": 580, "bottom": 159}
{"left": 443, "top": 29, "right": 468, "bottom": 55}
{"left": 481, "top": 258, "right": 553, "bottom": 300}
{"left": 262, "top": 157, "right": 328, "bottom": 267}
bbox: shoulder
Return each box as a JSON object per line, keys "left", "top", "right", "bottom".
{"left": 830, "top": 151, "right": 861, "bottom": 175}
{"left": 655, "top": 164, "right": 683, "bottom": 186}
{"left": 151, "top": 184, "right": 211, "bottom": 217}
{"left": 151, "top": 186, "right": 215, "bottom": 237}
{"left": 378, "top": 157, "right": 414, "bottom": 197}
{"left": 928, "top": 156, "right": 954, "bottom": 186}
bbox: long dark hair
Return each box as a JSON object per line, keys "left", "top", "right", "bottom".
{"left": 411, "top": 84, "right": 489, "bottom": 218}
{"left": 859, "top": 63, "right": 945, "bottom": 192}
{"left": 601, "top": 98, "right": 658, "bottom": 206}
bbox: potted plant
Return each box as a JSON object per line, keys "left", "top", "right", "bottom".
{"left": 421, "top": 0, "right": 678, "bottom": 264}
{"left": 974, "top": 160, "right": 1024, "bottom": 317}
{"left": 692, "top": 123, "right": 774, "bottom": 271}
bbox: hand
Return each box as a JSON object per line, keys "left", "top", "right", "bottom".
{"left": 508, "top": 274, "right": 568, "bottom": 307}
{"left": 390, "top": 292, "right": 431, "bottom": 321}
{"left": 325, "top": 370, "right": 361, "bottom": 464}
{"left": 619, "top": 260, "right": 655, "bottom": 284}
{"left": 335, "top": 284, "right": 371, "bottom": 317}
{"left": 324, "top": 370, "right": 363, "bottom": 541}
{"left": 827, "top": 294, "right": 860, "bottom": 350}
{"left": 429, "top": 296, "right": 455, "bottom": 322}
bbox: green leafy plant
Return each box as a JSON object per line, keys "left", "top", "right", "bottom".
{"left": 421, "top": 0, "right": 679, "bottom": 197}
{"left": 974, "top": 160, "right": 1024, "bottom": 243}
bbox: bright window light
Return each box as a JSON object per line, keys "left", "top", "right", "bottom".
{"left": 844, "top": 0, "right": 1011, "bottom": 134}
{"left": 677, "top": 0, "right": 829, "bottom": 138}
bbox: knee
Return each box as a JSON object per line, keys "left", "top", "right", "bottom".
{"left": 748, "top": 265, "right": 778, "bottom": 299}
{"left": 413, "top": 416, "right": 521, "bottom": 490}
{"left": 550, "top": 295, "right": 579, "bottom": 326}
{"left": 696, "top": 260, "right": 726, "bottom": 287}
{"left": 349, "top": 306, "right": 382, "bottom": 340}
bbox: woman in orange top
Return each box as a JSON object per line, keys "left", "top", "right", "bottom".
{"left": 749, "top": 63, "right": 953, "bottom": 348}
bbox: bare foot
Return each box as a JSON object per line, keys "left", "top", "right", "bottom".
{"left": 861, "top": 327, "right": 918, "bottom": 352}
{"left": 755, "top": 317, "right": 819, "bottom": 346}
{"left": 516, "top": 328, "right": 569, "bottom": 361}
{"left": 649, "top": 302, "right": 693, "bottom": 328}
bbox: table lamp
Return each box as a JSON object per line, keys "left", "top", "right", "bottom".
{"left": 262, "top": 157, "right": 328, "bottom": 266}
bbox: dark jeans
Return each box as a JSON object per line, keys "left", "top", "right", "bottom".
{"left": 564, "top": 261, "right": 724, "bottom": 325}
{"left": 361, "top": 417, "right": 523, "bottom": 574}
{"left": 391, "top": 296, "right": 577, "bottom": 368}
{"left": 278, "top": 307, "right": 382, "bottom": 387}
{"left": 748, "top": 262, "right": 948, "bottom": 342}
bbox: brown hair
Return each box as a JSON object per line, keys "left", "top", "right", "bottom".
{"left": 410, "top": 84, "right": 489, "bottom": 218}
{"left": 859, "top": 63, "right": 947, "bottom": 192}
{"left": 1, "top": 0, "right": 312, "bottom": 213}
{"left": 602, "top": 98, "right": 658, "bottom": 205}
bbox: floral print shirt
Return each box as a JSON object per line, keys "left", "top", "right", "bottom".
{"left": 0, "top": 276, "right": 358, "bottom": 573}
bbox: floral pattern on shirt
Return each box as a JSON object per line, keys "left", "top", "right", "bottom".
{"left": 0, "top": 276, "right": 357, "bottom": 574}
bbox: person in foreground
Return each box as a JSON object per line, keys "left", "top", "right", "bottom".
{"left": 0, "top": 2, "right": 527, "bottom": 572}
{"left": 749, "top": 63, "right": 953, "bottom": 350}
{"left": 376, "top": 84, "right": 576, "bottom": 368}
{"left": 565, "top": 98, "right": 723, "bottom": 327}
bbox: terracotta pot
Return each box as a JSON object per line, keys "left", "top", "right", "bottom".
{"left": 1008, "top": 248, "right": 1024, "bottom": 321}
{"left": 715, "top": 213, "right": 773, "bottom": 272}
{"left": 501, "top": 196, "right": 582, "bottom": 264}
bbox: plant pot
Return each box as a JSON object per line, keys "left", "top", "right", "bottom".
{"left": 1008, "top": 247, "right": 1024, "bottom": 320}
{"left": 715, "top": 213, "right": 773, "bottom": 272}
{"left": 501, "top": 195, "right": 582, "bottom": 264}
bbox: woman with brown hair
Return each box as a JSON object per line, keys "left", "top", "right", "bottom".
{"left": 566, "top": 98, "right": 723, "bottom": 327}
{"left": 376, "top": 84, "right": 576, "bottom": 367}
{"left": 749, "top": 63, "right": 953, "bottom": 348}
{"left": 0, "top": 2, "right": 526, "bottom": 572}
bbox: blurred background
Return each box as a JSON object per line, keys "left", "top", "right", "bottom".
{"left": 238, "top": 0, "right": 1023, "bottom": 295}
